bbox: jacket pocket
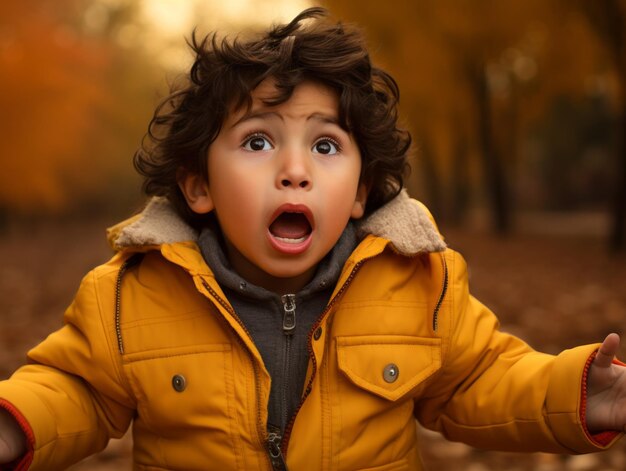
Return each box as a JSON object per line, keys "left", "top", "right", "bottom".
{"left": 124, "top": 344, "right": 242, "bottom": 469}
{"left": 336, "top": 335, "right": 441, "bottom": 401}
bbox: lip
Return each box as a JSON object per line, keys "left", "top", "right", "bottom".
{"left": 267, "top": 203, "right": 315, "bottom": 255}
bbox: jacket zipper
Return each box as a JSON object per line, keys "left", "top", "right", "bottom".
{"left": 114, "top": 253, "right": 144, "bottom": 354}
{"left": 278, "top": 258, "right": 370, "bottom": 459}
{"left": 200, "top": 280, "right": 277, "bottom": 470}
{"left": 279, "top": 251, "right": 449, "bottom": 455}
{"left": 267, "top": 424, "right": 289, "bottom": 471}
{"left": 432, "top": 253, "right": 449, "bottom": 332}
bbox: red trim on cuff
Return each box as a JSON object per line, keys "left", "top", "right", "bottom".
{"left": 590, "top": 430, "right": 620, "bottom": 447}
{"left": 579, "top": 352, "right": 622, "bottom": 447}
{"left": 0, "top": 399, "right": 34, "bottom": 471}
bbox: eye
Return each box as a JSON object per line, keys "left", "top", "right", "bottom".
{"left": 242, "top": 133, "right": 273, "bottom": 151}
{"left": 312, "top": 138, "right": 340, "bottom": 155}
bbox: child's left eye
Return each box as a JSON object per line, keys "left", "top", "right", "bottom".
{"left": 312, "top": 138, "right": 340, "bottom": 155}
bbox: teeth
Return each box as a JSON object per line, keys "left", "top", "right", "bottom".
{"left": 275, "top": 236, "right": 308, "bottom": 244}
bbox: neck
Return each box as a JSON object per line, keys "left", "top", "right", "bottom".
{"left": 224, "top": 239, "right": 317, "bottom": 295}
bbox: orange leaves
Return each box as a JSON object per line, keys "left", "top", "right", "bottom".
{"left": 0, "top": 1, "right": 112, "bottom": 212}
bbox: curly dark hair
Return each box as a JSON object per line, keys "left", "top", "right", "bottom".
{"left": 134, "top": 7, "right": 411, "bottom": 228}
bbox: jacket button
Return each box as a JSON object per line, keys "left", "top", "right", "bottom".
{"left": 383, "top": 364, "right": 399, "bottom": 383}
{"left": 172, "top": 374, "right": 187, "bottom": 392}
{"left": 313, "top": 327, "right": 322, "bottom": 340}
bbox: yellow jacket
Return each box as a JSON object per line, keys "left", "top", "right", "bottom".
{"left": 0, "top": 191, "right": 619, "bottom": 470}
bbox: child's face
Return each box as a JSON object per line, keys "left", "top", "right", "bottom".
{"left": 180, "top": 79, "right": 367, "bottom": 294}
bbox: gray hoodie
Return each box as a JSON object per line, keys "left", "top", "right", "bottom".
{"left": 198, "top": 220, "right": 358, "bottom": 433}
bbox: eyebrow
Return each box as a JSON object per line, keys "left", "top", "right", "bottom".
{"left": 308, "top": 112, "right": 339, "bottom": 125}
{"left": 230, "top": 110, "right": 339, "bottom": 128}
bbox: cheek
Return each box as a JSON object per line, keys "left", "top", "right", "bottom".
{"left": 208, "top": 163, "right": 263, "bottom": 229}
{"left": 214, "top": 181, "right": 261, "bottom": 225}
{"left": 318, "top": 167, "right": 362, "bottom": 227}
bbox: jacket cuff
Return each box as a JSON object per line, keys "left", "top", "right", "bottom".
{"left": 579, "top": 352, "right": 623, "bottom": 447}
{"left": 0, "top": 399, "right": 34, "bottom": 471}
{"left": 546, "top": 344, "right": 622, "bottom": 452}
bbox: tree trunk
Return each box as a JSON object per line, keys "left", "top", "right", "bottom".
{"left": 578, "top": 0, "right": 626, "bottom": 250}
{"left": 472, "top": 63, "right": 510, "bottom": 234}
{"left": 607, "top": 3, "right": 626, "bottom": 251}
{"left": 450, "top": 133, "right": 470, "bottom": 226}
{"left": 0, "top": 207, "right": 8, "bottom": 234}
{"left": 417, "top": 137, "right": 444, "bottom": 221}
{"left": 609, "top": 98, "right": 626, "bottom": 250}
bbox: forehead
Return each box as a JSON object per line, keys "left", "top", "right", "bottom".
{"left": 254, "top": 78, "right": 337, "bottom": 103}
{"left": 229, "top": 78, "right": 340, "bottom": 123}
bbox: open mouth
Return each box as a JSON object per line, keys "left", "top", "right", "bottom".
{"left": 269, "top": 212, "right": 312, "bottom": 243}
{"left": 267, "top": 205, "right": 314, "bottom": 255}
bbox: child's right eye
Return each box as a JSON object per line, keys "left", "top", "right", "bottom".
{"left": 242, "top": 134, "right": 273, "bottom": 151}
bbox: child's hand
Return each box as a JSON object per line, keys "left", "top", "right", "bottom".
{"left": 586, "top": 333, "right": 626, "bottom": 433}
{"left": 0, "top": 408, "right": 27, "bottom": 463}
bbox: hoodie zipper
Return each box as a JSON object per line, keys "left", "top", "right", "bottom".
{"left": 262, "top": 294, "right": 298, "bottom": 470}
{"left": 280, "top": 294, "right": 296, "bottom": 431}
{"left": 281, "top": 294, "right": 296, "bottom": 334}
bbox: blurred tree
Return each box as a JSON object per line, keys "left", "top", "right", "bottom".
{"left": 0, "top": 1, "right": 111, "bottom": 218}
{"left": 531, "top": 95, "right": 615, "bottom": 209}
{"left": 575, "top": 0, "right": 626, "bottom": 250}
{"left": 323, "top": 0, "right": 617, "bottom": 236}
{"left": 324, "top": 0, "right": 545, "bottom": 232}
{"left": 0, "top": 0, "right": 167, "bottom": 225}
{"left": 75, "top": 0, "right": 168, "bottom": 218}
{"left": 431, "top": 0, "right": 544, "bottom": 234}
{"left": 513, "top": 5, "right": 617, "bottom": 214}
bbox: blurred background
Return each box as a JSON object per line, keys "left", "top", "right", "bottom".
{"left": 1, "top": 1, "right": 626, "bottom": 470}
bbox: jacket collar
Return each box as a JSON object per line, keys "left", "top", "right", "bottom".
{"left": 108, "top": 189, "right": 446, "bottom": 256}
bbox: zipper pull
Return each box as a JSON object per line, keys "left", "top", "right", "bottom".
{"left": 281, "top": 294, "right": 296, "bottom": 335}
{"left": 267, "top": 427, "right": 289, "bottom": 470}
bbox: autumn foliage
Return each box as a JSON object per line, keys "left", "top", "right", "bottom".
{"left": 0, "top": 1, "right": 112, "bottom": 213}
{"left": 1, "top": 0, "right": 625, "bottom": 246}
{"left": 0, "top": 0, "right": 164, "bottom": 220}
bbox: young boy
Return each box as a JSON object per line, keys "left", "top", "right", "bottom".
{"left": 0, "top": 7, "right": 625, "bottom": 470}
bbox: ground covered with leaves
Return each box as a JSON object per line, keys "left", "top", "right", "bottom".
{"left": 1, "top": 220, "right": 625, "bottom": 470}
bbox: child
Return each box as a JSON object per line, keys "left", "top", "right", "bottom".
{"left": 0, "top": 6, "right": 625, "bottom": 470}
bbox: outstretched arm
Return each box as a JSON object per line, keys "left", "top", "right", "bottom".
{"left": 586, "top": 333, "right": 626, "bottom": 433}
{"left": 0, "top": 267, "right": 135, "bottom": 469}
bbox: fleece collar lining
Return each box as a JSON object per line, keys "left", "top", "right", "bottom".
{"left": 111, "top": 189, "right": 446, "bottom": 256}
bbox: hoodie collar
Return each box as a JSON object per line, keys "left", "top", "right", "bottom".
{"left": 108, "top": 189, "right": 446, "bottom": 256}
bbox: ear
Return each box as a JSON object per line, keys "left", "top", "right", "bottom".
{"left": 177, "top": 171, "right": 214, "bottom": 214}
{"left": 350, "top": 183, "right": 368, "bottom": 219}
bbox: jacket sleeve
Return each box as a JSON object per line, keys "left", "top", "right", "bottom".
{"left": 0, "top": 266, "right": 135, "bottom": 469}
{"left": 415, "top": 250, "right": 622, "bottom": 454}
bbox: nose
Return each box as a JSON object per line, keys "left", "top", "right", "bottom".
{"left": 275, "top": 147, "right": 312, "bottom": 190}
